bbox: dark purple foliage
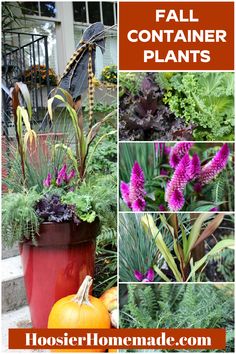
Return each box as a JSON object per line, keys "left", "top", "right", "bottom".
{"left": 36, "top": 194, "right": 73, "bottom": 223}
{"left": 119, "top": 74, "right": 194, "bottom": 141}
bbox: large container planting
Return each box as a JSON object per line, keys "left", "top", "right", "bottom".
{"left": 19, "top": 219, "right": 99, "bottom": 328}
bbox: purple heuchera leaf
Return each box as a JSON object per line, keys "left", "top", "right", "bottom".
{"left": 198, "top": 144, "right": 230, "bottom": 186}
{"left": 43, "top": 173, "right": 52, "bottom": 187}
{"left": 120, "top": 161, "right": 146, "bottom": 211}
{"left": 134, "top": 268, "right": 155, "bottom": 282}
{"left": 169, "top": 142, "right": 193, "bottom": 169}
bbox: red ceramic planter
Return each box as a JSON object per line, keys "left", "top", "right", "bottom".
{"left": 19, "top": 219, "right": 99, "bottom": 328}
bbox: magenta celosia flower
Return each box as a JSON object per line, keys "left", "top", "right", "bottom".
{"left": 164, "top": 146, "right": 171, "bottom": 155}
{"left": 158, "top": 204, "right": 166, "bottom": 211}
{"left": 188, "top": 153, "right": 201, "bottom": 180}
{"left": 120, "top": 161, "right": 146, "bottom": 211}
{"left": 43, "top": 173, "right": 52, "bottom": 187}
{"left": 198, "top": 144, "right": 230, "bottom": 186}
{"left": 210, "top": 207, "right": 219, "bottom": 211}
{"left": 120, "top": 181, "right": 131, "bottom": 208}
{"left": 44, "top": 165, "right": 76, "bottom": 188}
{"left": 165, "top": 154, "right": 192, "bottom": 211}
{"left": 134, "top": 268, "right": 155, "bottom": 282}
{"left": 168, "top": 189, "right": 185, "bottom": 211}
{"left": 66, "top": 169, "right": 76, "bottom": 183}
{"left": 169, "top": 142, "right": 193, "bottom": 169}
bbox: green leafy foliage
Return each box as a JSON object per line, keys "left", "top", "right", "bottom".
{"left": 120, "top": 284, "right": 234, "bottom": 352}
{"left": 2, "top": 189, "right": 41, "bottom": 247}
{"left": 119, "top": 72, "right": 145, "bottom": 96}
{"left": 156, "top": 72, "right": 234, "bottom": 141}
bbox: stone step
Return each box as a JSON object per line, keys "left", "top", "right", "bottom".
{"left": 2, "top": 243, "right": 19, "bottom": 259}
{"left": 2, "top": 306, "right": 48, "bottom": 352}
{"left": 1, "top": 255, "right": 27, "bottom": 313}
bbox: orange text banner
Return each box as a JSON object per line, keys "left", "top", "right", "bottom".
{"left": 119, "top": 2, "right": 234, "bottom": 70}
{"left": 9, "top": 328, "right": 226, "bottom": 350}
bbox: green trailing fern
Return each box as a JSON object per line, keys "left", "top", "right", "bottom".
{"left": 2, "top": 189, "right": 41, "bottom": 247}
{"left": 120, "top": 284, "right": 234, "bottom": 352}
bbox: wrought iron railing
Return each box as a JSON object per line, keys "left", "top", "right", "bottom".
{"left": 2, "top": 31, "right": 54, "bottom": 135}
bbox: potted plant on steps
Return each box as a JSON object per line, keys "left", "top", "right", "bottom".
{"left": 2, "top": 83, "right": 116, "bottom": 328}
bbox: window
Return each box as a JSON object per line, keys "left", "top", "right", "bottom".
{"left": 73, "top": 2, "right": 86, "bottom": 22}
{"left": 88, "top": 2, "right": 100, "bottom": 23}
{"left": 102, "top": 2, "right": 114, "bottom": 26}
{"left": 73, "top": 2, "right": 117, "bottom": 25}
{"left": 20, "top": 2, "right": 56, "bottom": 18}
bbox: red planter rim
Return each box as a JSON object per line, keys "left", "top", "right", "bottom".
{"left": 21, "top": 218, "right": 100, "bottom": 247}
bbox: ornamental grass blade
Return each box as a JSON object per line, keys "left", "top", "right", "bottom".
{"left": 153, "top": 265, "right": 170, "bottom": 282}
{"left": 187, "top": 239, "right": 234, "bottom": 281}
{"left": 15, "top": 82, "right": 32, "bottom": 119}
{"left": 168, "top": 214, "right": 179, "bottom": 239}
{"left": 185, "top": 213, "right": 212, "bottom": 262}
{"left": 191, "top": 213, "right": 225, "bottom": 251}
{"left": 141, "top": 214, "right": 182, "bottom": 281}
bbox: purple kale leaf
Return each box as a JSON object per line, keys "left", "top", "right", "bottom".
{"left": 36, "top": 194, "right": 73, "bottom": 223}
{"left": 119, "top": 74, "right": 194, "bottom": 141}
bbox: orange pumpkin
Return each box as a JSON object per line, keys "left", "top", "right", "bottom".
{"left": 100, "top": 287, "right": 117, "bottom": 312}
{"left": 48, "top": 275, "right": 110, "bottom": 352}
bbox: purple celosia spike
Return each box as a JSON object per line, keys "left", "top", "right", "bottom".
{"left": 43, "top": 173, "right": 52, "bottom": 187}
{"left": 120, "top": 181, "right": 131, "bottom": 209}
{"left": 132, "top": 198, "right": 146, "bottom": 212}
{"left": 188, "top": 153, "right": 201, "bottom": 180}
{"left": 168, "top": 189, "right": 185, "bottom": 211}
{"left": 169, "top": 142, "right": 193, "bottom": 169}
{"left": 56, "top": 164, "right": 67, "bottom": 185}
{"left": 134, "top": 270, "right": 144, "bottom": 282}
{"left": 120, "top": 162, "right": 146, "bottom": 211}
{"left": 198, "top": 144, "right": 230, "bottom": 186}
{"left": 166, "top": 154, "right": 191, "bottom": 200}
{"left": 67, "top": 169, "right": 76, "bottom": 182}
{"left": 145, "top": 268, "right": 155, "bottom": 282}
{"left": 165, "top": 154, "right": 191, "bottom": 211}
{"left": 164, "top": 146, "right": 171, "bottom": 155}
{"left": 57, "top": 164, "right": 67, "bottom": 177}
{"left": 56, "top": 175, "right": 63, "bottom": 186}
{"left": 210, "top": 207, "right": 219, "bottom": 211}
{"left": 158, "top": 204, "right": 166, "bottom": 211}
{"left": 129, "top": 161, "right": 146, "bottom": 211}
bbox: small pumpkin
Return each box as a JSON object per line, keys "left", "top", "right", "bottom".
{"left": 48, "top": 275, "right": 110, "bottom": 352}
{"left": 100, "top": 287, "right": 117, "bottom": 312}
